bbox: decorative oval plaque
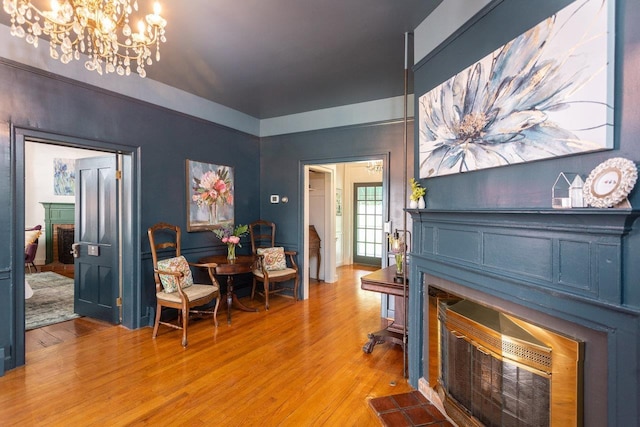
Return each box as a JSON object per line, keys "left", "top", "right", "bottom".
{"left": 583, "top": 157, "right": 638, "bottom": 208}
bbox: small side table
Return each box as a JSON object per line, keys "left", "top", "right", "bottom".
{"left": 360, "top": 266, "right": 408, "bottom": 353}
{"left": 198, "top": 255, "right": 259, "bottom": 324}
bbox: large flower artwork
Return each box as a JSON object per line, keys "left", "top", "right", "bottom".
{"left": 419, "top": 0, "right": 613, "bottom": 178}
{"left": 186, "top": 160, "right": 234, "bottom": 231}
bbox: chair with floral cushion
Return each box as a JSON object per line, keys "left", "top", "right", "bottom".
{"left": 148, "top": 222, "right": 221, "bottom": 347}
{"left": 249, "top": 220, "right": 299, "bottom": 310}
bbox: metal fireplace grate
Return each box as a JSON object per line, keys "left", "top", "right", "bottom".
{"left": 57, "top": 227, "right": 75, "bottom": 265}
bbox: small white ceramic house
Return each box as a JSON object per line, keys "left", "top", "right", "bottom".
{"left": 552, "top": 172, "right": 585, "bottom": 208}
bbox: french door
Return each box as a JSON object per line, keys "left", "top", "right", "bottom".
{"left": 352, "top": 183, "right": 382, "bottom": 266}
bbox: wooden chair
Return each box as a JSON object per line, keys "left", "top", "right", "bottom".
{"left": 25, "top": 225, "right": 42, "bottom": 273}
{"left": 249, "top": 220, "right": 299, "bottom": 310}
{"left": 148, "top": 222, "right": 221, "bottom": 347}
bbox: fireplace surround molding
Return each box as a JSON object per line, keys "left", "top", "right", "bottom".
{"left": 408, "top": 208, "right": 640, "bottom": 426}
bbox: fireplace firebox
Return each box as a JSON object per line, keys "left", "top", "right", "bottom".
{"left": 431, "top": 290, "right": 582, "bottom": 427}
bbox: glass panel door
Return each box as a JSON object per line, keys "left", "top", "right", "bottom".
{"left": 353, "top": 183, "right": 382, "bottom": 266}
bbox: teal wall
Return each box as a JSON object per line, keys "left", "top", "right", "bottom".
{"left": 410, "top": 0, "right": 640, "bottom": 425}
{"left": 413, "top": 0, "right": 640, "bottom": 209}
{"left": 260, "top": 120, "right": 414, "bottom": 287}
{"left": 0, "top": 61, "right": 260, "bottom": 371}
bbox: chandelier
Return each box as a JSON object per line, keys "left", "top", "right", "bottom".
{"left": 3, "top": 0, "right": 167, "bottom": 77}
{"left": 366, "top": 160, "right": 383, "bottom": 175}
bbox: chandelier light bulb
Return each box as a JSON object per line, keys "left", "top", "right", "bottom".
{"left": 2, "top": 0, "right": 167, "bottom": 78}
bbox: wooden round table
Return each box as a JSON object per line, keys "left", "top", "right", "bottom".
{"left": 198, "top": 254, "right": 259, "bottom": 324}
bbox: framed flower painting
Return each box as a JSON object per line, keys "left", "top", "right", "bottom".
{"left": 418, "top": 0, "right": 614, "bottom": 178}
{"left": 186, "top": 159, "right": 235, "bottom": 232}
{"left": 53, "top": 158, "right": 75, "bottom": 196}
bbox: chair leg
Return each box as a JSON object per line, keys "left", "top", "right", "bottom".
{"left": 293, "top": 276, "right": 299, "bottom": 302}
{"left": 152, "top": 303, "right": 162, "bottom": 339}
{"left": 181, "top": 307, "right": 189, "bottom": 347}
{"left": 264, "top": 280, "right": 270, "bottom": 310}
{"left": 251, "top": 277, "right": 257, "bottom": 300}
{"left": 212, "top": 296, "right": 220, "bottom": 327}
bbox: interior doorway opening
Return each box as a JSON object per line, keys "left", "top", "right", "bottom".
{"left": 24, "top": 141, "right": 123, "bottom": 332}
{"left": 302, "top": 157, "right": 388, "bottom": 300}
{"left": 13, "top": 127, "right": 138, "bottom": 369}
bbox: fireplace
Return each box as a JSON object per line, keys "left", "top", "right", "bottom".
{"left": 408, "top": 209, "right": 640, "bottom": 426}
{"left": 430, "top": 289, "right": 582, "bottom": 426}
{"left": 56, "top": 225, "right": 75, "bottom": 264}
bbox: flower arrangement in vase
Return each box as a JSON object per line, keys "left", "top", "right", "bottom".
{"left": 409, "top": 178, "right": 426, "bottom": 209}
{"left": 213, "top": 223, "right": 248, "bottom": 261}
{"left": 388, "top": 231, "right": 406, "bottom": 278}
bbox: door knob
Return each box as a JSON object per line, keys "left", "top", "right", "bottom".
{"left": 71, "top": 243, "right": 80, "bottom": 258}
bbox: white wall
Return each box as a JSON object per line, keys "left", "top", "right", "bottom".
{"left": 334, "top": 164, "right": 345, "bottom": 267}
{"left": 309, "top": 171, "right": 326, "bottom": 280}
{"left": 24, "top": 142, "right": 99, "bottom": 265}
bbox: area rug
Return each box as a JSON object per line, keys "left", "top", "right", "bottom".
{"left": 25, "top": 272, "right": 80, "bottom": 330}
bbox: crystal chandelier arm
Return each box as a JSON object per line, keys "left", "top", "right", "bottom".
{"left": 2, "top": 0, "right": 166, "bottom": 77}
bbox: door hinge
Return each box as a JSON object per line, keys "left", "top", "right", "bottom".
{"left": 115, "top": 170, "right": 122, "bottom": 180}
{"left": 116, "top": 297, "right": 122, "bottom": 307}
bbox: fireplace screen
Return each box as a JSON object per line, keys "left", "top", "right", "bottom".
{"left": 442, "top": 323, "right": 550, "bottom": 426}
{"left": 434, "top": 295, "right": 582, "bottom": 427}
{"left": 57, "top": 227, "right": 75, "bottom": 264}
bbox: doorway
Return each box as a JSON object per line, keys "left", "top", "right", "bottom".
{"left": 302, "top": 156, "right": 389, "bottom": 300}
{"left": 24, "top": 144, "right": 115, "bottom": 330}
{"left": 13, "top": 127, "right": 139, "bottom": 368}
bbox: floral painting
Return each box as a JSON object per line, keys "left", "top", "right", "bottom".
{"left": 186, "top": 160, "right": 234, "bottom": 231}
{"left": 418, "top": 0, "right": 614, "bottom": 178}
{"left": 53, "top": 158, "right": 75, "bottom": 196}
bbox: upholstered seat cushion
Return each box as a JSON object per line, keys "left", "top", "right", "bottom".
{"left": 156, "top": 256, "right": 193, "bottom": 293}
{"left": 156, "top": 283, "right": 219, "bottom": 303}
{"left": 257, "top": 247, "right": 287, "bottom": 271}
{"left": 253, "top": 267, "right": 297, "bottom": 279}
{"left": 25, "top": 228, "right": 41, "bottom": 250}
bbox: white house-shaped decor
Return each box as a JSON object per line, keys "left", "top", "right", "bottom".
{"left": 552, "top": 172, "right": 584, "bottom": 209}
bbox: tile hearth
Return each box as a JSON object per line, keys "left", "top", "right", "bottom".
{"left": 368, "top": 391, "right": 453, "bottom": 427}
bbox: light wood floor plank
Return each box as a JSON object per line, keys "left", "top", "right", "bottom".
{"left": 1, "top": 265, "right": 412, "bottom": 426}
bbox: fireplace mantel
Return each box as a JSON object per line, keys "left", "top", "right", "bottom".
{"left": 407, "top": 208, "right": 640, "bottom": 426}
{"left": 408, "top": 208, "right": 640, "bottom": 307}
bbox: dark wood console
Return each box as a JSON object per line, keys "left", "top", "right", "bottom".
{"left": 360, "top": 265, "right": 407, "bottom": 353}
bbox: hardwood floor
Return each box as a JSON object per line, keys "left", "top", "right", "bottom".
{"left": 25, "top": 317, "right": 112, "bottom": 353}
{"left": 3, "top": 265, "right": 413, "bottom": 426}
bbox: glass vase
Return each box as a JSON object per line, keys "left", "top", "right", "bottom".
{"left": 395, "top": 253, "right": 404, "bottom": 276}
{"left": 227, "top": 243, "right": 236, "bottom": 262}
